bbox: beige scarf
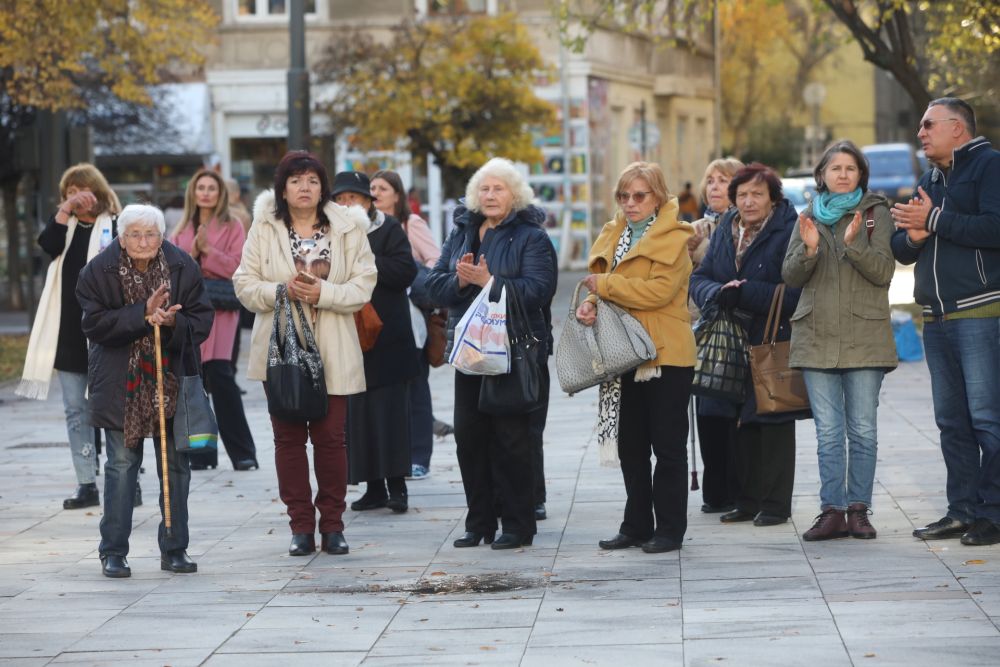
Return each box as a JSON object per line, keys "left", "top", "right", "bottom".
{"left": 17, "top": 213, "right": 115, "bottom": 400}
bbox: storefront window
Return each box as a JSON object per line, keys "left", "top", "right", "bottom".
{"left": 236, "top": 0, "right": 315, "bottom": 18}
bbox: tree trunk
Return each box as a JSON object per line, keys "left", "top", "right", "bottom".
{"left": 2, "top": 179, "right": 24, "bottom": 310}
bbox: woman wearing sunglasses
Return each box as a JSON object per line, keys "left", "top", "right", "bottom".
{"left": 577, "top": 161, "right": 696, "bottom": 554}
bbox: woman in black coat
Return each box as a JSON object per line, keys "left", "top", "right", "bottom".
{"left": 689, "top": 163, "right": 808, "bottom": 527}
{"left": 426, "top": 157, "right": 558, "bottom": 550}
{"left": 76, "top": 204, "right": 214, "bottom": 578}
{"left": 332, "top": 171, "right": 420, "bottom": 514}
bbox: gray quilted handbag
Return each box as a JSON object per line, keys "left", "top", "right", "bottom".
{"left": 556, "top": 280, "right": 657, "bottom": 395}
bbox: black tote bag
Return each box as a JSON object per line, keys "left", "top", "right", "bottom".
{"left": 266, "top": 284, "right": 328, "bottom": 422}
{"left": 691, "top": 300, "right": 749, "bottom": 404}
{"left": 478, "top": 282, "right": 542, "bottom": 416}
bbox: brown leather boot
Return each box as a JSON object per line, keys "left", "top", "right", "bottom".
{"left": 802, "top": 508, "right": 849, "bottom": 541}
{"left": 847, "top": 503, "right": 877, "bottom": 539}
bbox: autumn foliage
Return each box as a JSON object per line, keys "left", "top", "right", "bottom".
{"left": 0, "top": 0, "right": 218, "bottom": 110}
{"left": 315, "top": 13, "right": 557, "bottom": 190}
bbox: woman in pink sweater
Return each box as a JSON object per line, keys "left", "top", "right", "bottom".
{"left": 172, "top": 169, "right": 258, "bottom": 471}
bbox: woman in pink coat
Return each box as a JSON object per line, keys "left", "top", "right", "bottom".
{"left": 172, "top": 169, "right": 258, "bottom": 470}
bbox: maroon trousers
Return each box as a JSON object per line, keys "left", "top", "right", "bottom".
{"left": 267, "top": 389, "right": 348, "bottom": 534}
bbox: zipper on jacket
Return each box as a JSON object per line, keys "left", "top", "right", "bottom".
{"left": 931, "top": 169, "right": 947, "bottom": 314}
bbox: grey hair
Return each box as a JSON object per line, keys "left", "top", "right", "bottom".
{"left": 118, "top": 204, "right": 166, "bottom": 235}
{"left": 465, "top": 158, "right": 535, "bottom": 213}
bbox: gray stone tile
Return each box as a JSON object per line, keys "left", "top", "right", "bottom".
{"left": 528, "top": 598, "right": 682, "bottom": 647}
{"left": 388, "top": 598, "right": 540, "bottom": 631}
{"left": 685, "top": 635, "right": 852, "bottom": 666}
{"left": 544, "top": 577, "right": 680, "bottom": 600}
{"left": 204, "top": 652, "right": 365, "bottom": 666}
{"left": 829, "top": 598, "right": 997, "bottom": 640}
{"left": 47, "top": 648, "right": 215, "bottom": 666}
{"left": 841, "top": 635, "right": 1000, "bottom": 666}
{"left": 0, "top": 633, "right": 86, "bottom": 659}
{"left": 682, "top": 576, "right": 823, "bottom": 602}
{"left": 368, "top": 627, "right": 531, "bottom": 658}
{"left": 523, "top": 643, "right": 682, "bottom": 666}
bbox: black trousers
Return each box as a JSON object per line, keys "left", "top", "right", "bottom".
{"left": 201, "top": 360, "right": 256, "bottom": 468}
{"left": 697, "top": 411, "right": 739, "bottom": 508}
{"left": 617, "top": 366, "right": 694, "bottom": 542}
{"left": 735, "top": 421, "right": 796, "bottom": 518}
{"left": 529, "top": 363, "right": 550, "bottom": 505}
{"left": 453, "top": 371, "right": 536, "bottom": 537}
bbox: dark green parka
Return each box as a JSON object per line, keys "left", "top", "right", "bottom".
{"left": 782, "top": 191, "right": 898, "bottom": 370}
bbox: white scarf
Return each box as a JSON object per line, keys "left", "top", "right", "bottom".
{"left": 16, "top": 213, "right": 114, "bottom": 400}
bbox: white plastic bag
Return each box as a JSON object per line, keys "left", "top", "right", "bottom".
{"left": 449, "top": 277, "right": 510, "bottom": 375}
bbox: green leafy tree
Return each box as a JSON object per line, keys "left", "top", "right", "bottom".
{"left": 315, "top": 13, "right": 557, "bottom": 194}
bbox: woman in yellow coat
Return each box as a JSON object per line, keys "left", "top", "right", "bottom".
{"left": 576, "top": 162, "right": 696, "bottom": 553}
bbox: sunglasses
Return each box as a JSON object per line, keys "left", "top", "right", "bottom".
{"left": 615, "top": 191, "right": 652, "bottom": 205}
{"left": 919, "top": 117, "right": 959, "bottom": 131}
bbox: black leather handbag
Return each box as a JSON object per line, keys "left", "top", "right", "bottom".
{"left": 266, "top": 284, "right": 328, "bottom": 422}
{"left": 478, "top": 283, "right": 542, "bottom": 416}
{"left": 203, "top": 278, "right": 241, "bottom": 311}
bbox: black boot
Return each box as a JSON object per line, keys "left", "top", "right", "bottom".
{"left": 63, "top": 483, "right": 99, "bottom": 510}
{"left": 101, "top": 555, "right": 131, "bottom": 578}
{"left": 351, "top": 481, "right": 388, "bottom": 511}
{"left": 160, "top": 550, "right": 198, "bottom": 573}
{"left": 386, "top": 477, "right": 408, "bottom": 513}
{"left": 321, "top": 531, "right": 349, "bottom": 555}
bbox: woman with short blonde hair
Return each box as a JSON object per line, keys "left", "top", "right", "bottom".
{"left": 577, "top": 161, "right": 697, "bottom": 554}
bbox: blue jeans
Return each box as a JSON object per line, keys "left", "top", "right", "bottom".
{"left": 57, "top": 371, "right": 95, "bottom": 484}
{"left": 802, "top": 368, "right": 884, "bottom": 510}
{"left": 99, "top": 428, "right": 190, "bottom": 557}
{"left": 923, "top": 317, "right": 1000, "bottom": 524}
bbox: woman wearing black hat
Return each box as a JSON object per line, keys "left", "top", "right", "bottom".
{"left": 332, "top": 171, "right": 420, "bottom": 513}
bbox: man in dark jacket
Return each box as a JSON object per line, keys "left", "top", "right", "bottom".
{"left": 77, "top": 204, "right": 214, "bottom": 578}
{"left": 892, "top": 97, "right": 1000, "bottom": 546}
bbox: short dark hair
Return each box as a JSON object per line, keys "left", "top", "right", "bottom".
{"left": 728, "top": 162, "right": 783, "bottom": 205}
{"left": 814, "top": 140, "right": 870, "bottom": 193}
{"left": 371, "top": 169, "right": 412, "bottom": 222}
{"left": 929, "top": 97, "right": 977, "bottom": 136}
{"left": 273, "top": 151, "right": 331, "bottom": 230}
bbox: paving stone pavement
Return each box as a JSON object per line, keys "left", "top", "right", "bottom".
{"left": 2, "top": 271, "right": 1000, "bottom": 665}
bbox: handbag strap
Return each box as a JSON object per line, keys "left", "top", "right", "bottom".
{"left": 569, "top": 279, "right": 607, "bottom": 374}
{"left": 762, "top": 284, "right": 786, "bottom": 345}
{"left": 503, "top": 280, "right": 537, "bottom": 345}
{"left": 569, "top": 280, "right": 586, "bottom": 316}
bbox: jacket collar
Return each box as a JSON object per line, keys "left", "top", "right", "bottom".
{"left": 99, "top": 239, "right": 185, "bottom": 273}
{"left": 252, "top": 190, "right": 370, "bottom": 237}
{"left": 930, "top": 136, "right": 991, "bottom": 183}
{"left": 454, "top": 203, "right": 545, "bottom": 231}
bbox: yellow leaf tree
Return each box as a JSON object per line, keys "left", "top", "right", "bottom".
{"left": 0, "top": 0, "right": 218, "bottom": 109}
{"left": 315, "top": 13, "right": 557, "bottom": 194}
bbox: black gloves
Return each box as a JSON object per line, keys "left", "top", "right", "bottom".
{"left": 716, "top": 285, "right": 742, "bottom": 309}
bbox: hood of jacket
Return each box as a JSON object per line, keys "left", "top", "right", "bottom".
{"left": 592, "top": 196, "right": 692, "bottom": 270}
{"left": 453, "top": 201, "right": 546, "bottom": 232}
{"left": 252, "top": 190, "right": 370, "bottom": 238}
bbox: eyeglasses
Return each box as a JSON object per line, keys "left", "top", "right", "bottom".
{"left": 919, "top": 117, "right": 960, "bottom": 131}
{"left": 123, "top": 231, "right": 163, "bottom": 243}
{"left": 616, "top": 191, "right": 652, "bottom": 205}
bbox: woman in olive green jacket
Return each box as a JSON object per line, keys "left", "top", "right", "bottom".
{"left": 782, "top": 140, "right": 897, "bottom": 543}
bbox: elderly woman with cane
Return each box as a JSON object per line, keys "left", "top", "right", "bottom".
{"left": 77, "top": 204, "right": 213, "bottom": 578}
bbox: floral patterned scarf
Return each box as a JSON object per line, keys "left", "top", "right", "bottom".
{"left": 119, "top": 248, "right": 178, "bottom": 447}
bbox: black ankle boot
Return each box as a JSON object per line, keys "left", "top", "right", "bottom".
{"left": 321, "top": 531, "right": 349, "bottom": 555}
{"left": 351, "top": 482, "right": 388, "bottom": 511}
{"left": 63, "top": 483, "right": 99, "bottom": 510}
{"left": 453, "top": 532, "right": 496, "bottom": 548}
{"left": 288, "top": 533, "right": 316, "bottom": 556}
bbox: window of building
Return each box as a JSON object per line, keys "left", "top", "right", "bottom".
{"left": 236, "top": 0, "right": 316, "bottom": 19}
{"left": 415, "top": 0, "right": 496, "bottom": 16}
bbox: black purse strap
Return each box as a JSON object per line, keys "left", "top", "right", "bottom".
{"left": 501, "top": 280, "right": 538, "bottom": 346}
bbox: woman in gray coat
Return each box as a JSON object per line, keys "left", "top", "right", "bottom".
{"left": 782, "top": 140, "right": 897, "bottom": 542}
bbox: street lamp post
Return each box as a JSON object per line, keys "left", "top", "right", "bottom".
{"left": 287, "top": 0, "right": 310, "bottom": 151}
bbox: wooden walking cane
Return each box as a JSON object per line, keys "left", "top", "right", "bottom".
{"left": 689, "top": 395, "right": 699, "bottom": 491}
{"left": 153, "top": 323, "right": 172, "bottom": 538}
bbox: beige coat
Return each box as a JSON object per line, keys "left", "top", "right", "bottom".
{"left": 233, "top": 191, "right": 377, "bottom": 395}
